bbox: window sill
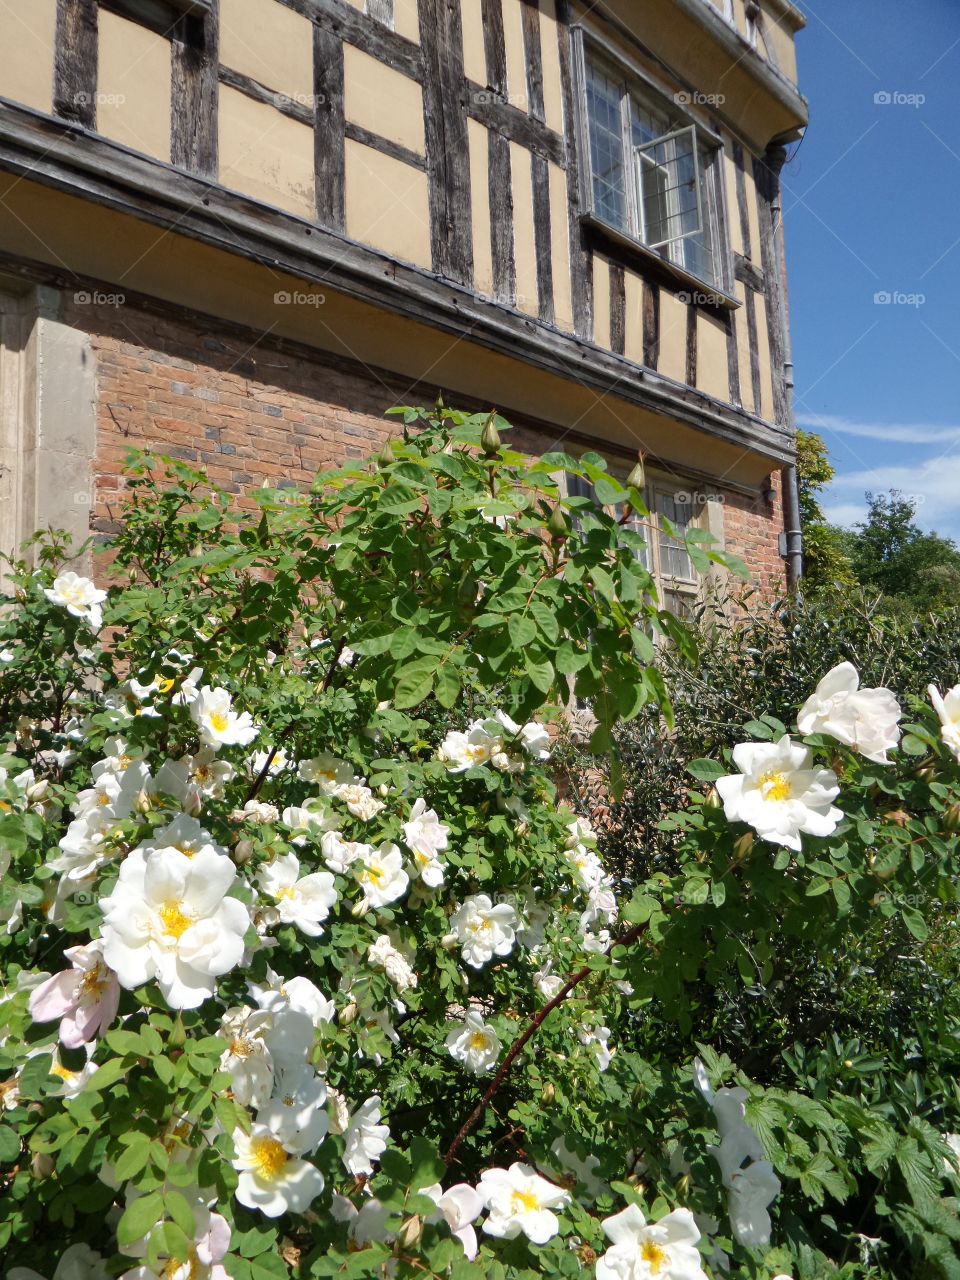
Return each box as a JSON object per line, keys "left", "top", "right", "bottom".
{"left": 582, "top": 213, "right": 740, "bottom": 312}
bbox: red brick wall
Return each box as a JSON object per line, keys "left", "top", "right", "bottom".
{"left": 64, "top": 297, "right": 785, "bottom": 594}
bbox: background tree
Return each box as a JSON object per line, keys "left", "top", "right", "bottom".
{"left": 849, "top": 490, "right": 960, "bottom": 615}
{"left": 794, "top": 429, "right": 855, "bottom": 589}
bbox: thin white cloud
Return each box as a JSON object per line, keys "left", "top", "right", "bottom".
{"left": 797, "top": 412, "right": 960, "bottom": 446}
{"left": 823, "top": 454, "right": 960, "bottom": 540}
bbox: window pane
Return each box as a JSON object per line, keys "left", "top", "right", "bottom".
{"left": 655, "top": 491, "right": 695, "bottom": 581}
{"left": 585, "top": 61, "right": 627, "bottom": 229}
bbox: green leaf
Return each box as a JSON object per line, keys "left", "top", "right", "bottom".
{"left": 508, "top": 614, "right": 537, "bottom": 649}
{"left": 117, "top": 1190, "right": 165, "bottom": 1246}
{"left": 0, "top": 1126, "right": 20, "bottom": 1163}
{"left": 393, "top": 657, "right": 437, "bottom": 709}
{"left": 523, "top": 651, "right": 555, "bottom": 694}
{"left": 433, "top": 666, "right": 461, "bottom": 709}
{"left": 555, "top": 642, "right": 590, "bottom": 675}
{"left": 901, "top": 904, "right": 928, "bottom": 941}
{"left": 686, "top": 758, "right": 726, "bottom": 782}
{"left": 17, "top": 1053, "right": 58, "bottom": 1100}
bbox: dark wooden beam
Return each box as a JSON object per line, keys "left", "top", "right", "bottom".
{"left": 0, "top": 105, "right": 796, "bottom": 462}
{"left": 725, "top": 308, "right": 740, "bottom": 407}
{"left": 54, "top": 0, "right": 99, "bottom": 129}
{"left": 367, "top": 0, "right": 394, "bottom": 26}
{"left": 734, "top": 255, "right": 764, "bottom": 292}
{"left": 464, "top": 81, "right": 565, "bottom": 167}
{"left": 531, "top": 153, "right": 554, "bottom": 324}
{"left": 171, "top": 0, "right": 218, "bottom": 176}
{"left": 520, "top": 0, "right": 545, "bottom": 121}
{"left": 276, "top": 0, "right": 422, "bottom": 81}
{"left": 732, "top": 141, "right": 753, "bottom": 262}
{"left": 642, "top": 280, "right": 659, "bottom": 370}
{"left": 314, "top": 23, "right": 345, "bottom": 230}
{"left": 609, "top": 263, "right": 625, "bottom": 356}
{"left": 743, "top": 284, "right": 762, "bottom": 414}
{"left": 218, "top": 65, "right": 313, "bottom": 126}
{"left": 481, "top": 0, "right": 507, "bottom": 95}
{"left": 418, "top": 0, "right": 472, "bottom": 283}
{"left": 489, "top": 130, "right": 516, "bottom": 303}
{"left": 685, "top": 301, "right": 697, "bottom": 388}
{"left": 555, "top": 0, "right": 591, "bottom": 341}
{"left": 754, "top": 145, "right": 788, "bottom": 426}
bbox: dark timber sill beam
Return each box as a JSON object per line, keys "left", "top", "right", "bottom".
{"left": 0, "top": 105, "right": 794, "bottom": 464}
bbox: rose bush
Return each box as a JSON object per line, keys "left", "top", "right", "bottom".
{"left": 0, "top": 406, "right": 957, "bottom": 1280}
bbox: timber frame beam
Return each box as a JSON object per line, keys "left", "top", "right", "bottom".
{"left": 0, "top": 105, "right": 795, "bottom": 464}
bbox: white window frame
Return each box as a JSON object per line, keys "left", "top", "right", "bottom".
{"left": 573, "top": 29, "right": 734, "bottom": 301}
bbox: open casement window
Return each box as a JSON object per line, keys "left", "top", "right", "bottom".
{"left": 565, "top": 471, "right": 703, "bottom": 621}
{"left": 579, "top": 44, "right": 728, "bottom": 292}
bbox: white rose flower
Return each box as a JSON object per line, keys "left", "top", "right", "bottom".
{"left": 943, "top": 1132, "right": 960, "bottom": 1174}
{"left": 299, "top": 753, "right": 356, "bottom": 792}
{"left": 338, "top": 783, "right": 386, "bottom": 821}
{"left": 445, "top": 1009, "right": 500, "bottom": 1074}
{"left": 420, "top": 1182, "right": 484, "bottom": 1260}
{"left": 478, "top": 1163, "right": 569, "bottom": 1244}
{"left": 247, "top": 748, "right": 291, "bottom": 779}
{"left": 449, "top": 894, "right": 519, "bottom": 969}
{"left": 141, "top": 813, "right": 227, "bottom": 862}
{"left": 402, "top": 798, "right": 449, "bottom": 887}
{"left": 190, "top": 686, "right": 258, "bottom": 749}
{"left": 438, "top": 722, "right": 500, "bottom": 771}
{"left": 715, "top": 736, "right": 842, "bottom": 851}
{"left": 257, "top": 1063, "right": 328, "bottom": 1154}
{"left": 579, "top": 1023, "right": 614, "bottom": 1072}
{"left": 565, "top": 843, "right": 607, "bottom": 892}
{"left": 43, "top": 572, "right": 107, "bottom": 632}
{"left": 257, "top": 852, "right": 337, "bottom": 937}
{"left": 247, "top": 971, "right": 335, "bottom": 1071}
{"left": 99, "top": 845, "right": 249, "bottom": 1009}
{"left": 353, "top": 842, "right": 409, "bottom": 909}
{"left": 282, "top": 803, "right": 335, "bottom": 845}
{"left": 929, "top": 684, "right": 960, "bottom": 762}
{"left": 367, "top": 935, "right": 418, "bottom": 993}
{"left": 231, "top": 1124, "right": 324, "bottom": 1217}
{"left": 343, "top": 1095, "right": 390, "bottom": 1175}
{"left": 797, "top": 662, "right": 901, "bottom": 763}
{"left": 596, "top": 1204, "right": 707, "bottom": 1280}
{"left": 219, "top": 1005, "right": 275, "bottom": 1108}
{"left": 320, "top": 831, "right": 370, "bottom": 874}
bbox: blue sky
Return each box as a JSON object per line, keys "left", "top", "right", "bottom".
{"left": 784, "top": 0, "right": 960, "bottom": 538}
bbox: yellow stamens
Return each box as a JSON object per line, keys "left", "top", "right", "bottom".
{"left": 251, "top": 1135, "right": 288, "bottom": 1181}
{"left": 469, "top": 1032, "right": 489, "bottom": 1052}
{"left": 79, "top": 964, "right": 110, "bottom": 999}
{"left": 758, "top": 771, "right": 792, "bottom": 803}
{"left": 156, "top": 678, "right": 175, "bottom": 694}
{"left": 275, "top": 886, "right": 296, "bottom": 901}
{"left": 640, "top": 1241, "right": 667, "bottom": 1274}
{"left": 510, "top": 1189, "right": 540, "bottom": 1214}
{"left": 51, "top": 1064, "right": 76, "bottom": 1082}
{"left": 159, "top": 901, "right": 192, "bottom": 939}
{"left": 208, "top": 711, "right": 230, "bottom": 734}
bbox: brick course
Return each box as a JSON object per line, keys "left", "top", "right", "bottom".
{"left": 63, "top": 296, "right": 785, "bottom": 594}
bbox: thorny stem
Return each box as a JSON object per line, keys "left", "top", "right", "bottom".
{"left": 442, "top": 919, "right": 650, "bottom": 1168}
{"left": 245, "top": 744, "right": 279, "bottom": 804}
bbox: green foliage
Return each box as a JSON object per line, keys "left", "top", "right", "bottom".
{"left": 795, "top": 430, "right": 855, "bottom": 590}
{"left": 0, "top": 406, "right": 958, "bottom": 1280}
{"left": 846, "top": 491, "right": 960, "bottom": 616}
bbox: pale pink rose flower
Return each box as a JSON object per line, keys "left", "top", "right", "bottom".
{"left": 28, "top": 940, "right": 120, "bottom": 1047}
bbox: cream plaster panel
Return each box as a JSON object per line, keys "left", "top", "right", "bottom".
{"left": 509, "top": 143, "right": 539, "bottom": 316}
{"left": 658, "top": 291, "right": 688, "bottom": 383}
{"left": 344, "top": 45, "right": 425, "bottom": 154}
{"left": 502, "top": 0, "right": 529, "bottom": 112}
{"left": 755, "top": 290, "right": 773, "bottom": 422}
{"left": 592, "top": 256, "right": 611, "bottom": 350}
{"left": 697, "top": 309, "right": 729, "bottom": 402}
{"left": 762, "top": 8, "right": 799, "bottom": 82}
{"left": 219, "top": 87, "right": 315, "bottom": 219}
{"left": 723, "top": 147, "right": 743, "bottom": 257}
{"left": 538, "top": 0, "right": 566, "bottom": 134}
{"left": 548, "top": 162, "right": 573, "bottom": 332}
{"left": 97, "top": 12, "right": 172, "bottom": 163}
{"left": 0, "top": 0, "right": 55, "bottom": 114}
{"left": 345, "top": 139, "right": 432, "bottom": 269}
{"left": 394, "top": 0, "right": 421, "bottom": 42}
{"left": 220, "top": 0, "right": 313, "bottom": 100}
{"left": 734, "top": 282, "right": 754, "bottom": 413}
{"left": 467, "top": 120, "right": 494, "bottom": 299}
{"left": 743, "top": 152, "right": 763, "bottom": 264}
{"left": 461, "top": 0, "right": 488, "bottom": 86}
{"left": 623, "top": 270, "right": 644, "bottom": 365}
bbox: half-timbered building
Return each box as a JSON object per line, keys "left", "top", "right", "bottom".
{"left": 0, "top": 0, "right": 807, "bottom": 599}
